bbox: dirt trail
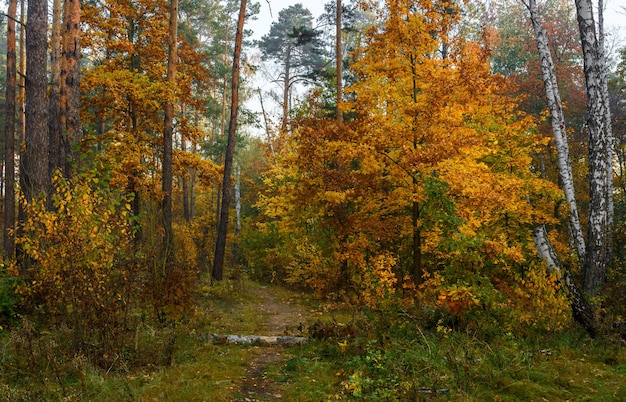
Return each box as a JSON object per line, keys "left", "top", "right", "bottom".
{"left": 235, "top": 285, "right": 310, "bottom": 401}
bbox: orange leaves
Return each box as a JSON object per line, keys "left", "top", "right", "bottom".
{"left": 437, "top": 284, "right": 481, "bottom": 317}
{"left": 248, "top": 0, "right": 570, "bottom": 332}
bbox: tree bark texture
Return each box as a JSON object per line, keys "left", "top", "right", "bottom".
{"left": 18, "top": 0, "right": 25, "bottom": 144}
{"left": 598, "top": 0, "right": 614, "bottom": 265}
{"left": 412, "top": 197, "right": 422, "bottom": 285}
{"left": 526, "top": 0, "right": 586, "bottom": 265}
{"left": 49, "top": 0, "right": 62, "bottom": 176}
{"left": 533, "top": 226, "right": 597, "bottom": 336}
{"left": 60, "top": 0, "right": 82, "bottom": 176}
{"left": 4, "top": 0, "right": 17, "bottom": 258}
{"left": 282, "top": 44, "right": 292, "bottom": 130}
{"left": 526, "top": 0, "right": 599, "bottom": 335}
{"left": 22, "top": 0, "right": 50, "bottom": 202}
{"left": 162, "top": 0, "right": 178, "bottom": 260}
{"left": 575, "top": 0, "right": 611, "bottom": 296}
{"left": 213, "top": 0, "right": 247, "bottom": 281}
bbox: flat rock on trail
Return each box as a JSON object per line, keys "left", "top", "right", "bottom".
{"left": 234, "top": 285, "right": 311, "bottom": 401}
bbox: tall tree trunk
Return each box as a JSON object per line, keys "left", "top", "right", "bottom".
{"left": 190, "top": 110, "right": 199, "bottom": 220}
{"left": 60, "top": 0, "right": 82, "bottom": 176}
{"left": 598, "top": 0, "right": 614, "bottom": 274}
{"left": 213, "top": 0, "right": 247, "bottom": 281}
{"left": 412, "top": 195, "right": 422, "bottom": 284}
{"left": 181, "top": 103, "right": 191, "bottom": 222}
{"left": 48, "top": 0, "right": 62, "bottom": 176}
{"left": 336, "top": 0, "right": 343, "bottom": 123}
{"left": 22, "top": 0, "right": 49, "bottom": 202}
{"left": 282, "top": 44, "right": 292, "bottom": 131}
{"left": 125, "top": 11, "right": 142, "bottom": 244}
{"left": 18, "top": 0, "right": 25, "bottom": 144}
{"left": 162, "top": 0, "right": 178, "bottom": 260}
{"left": 575, "top": 0, "right": 611, "bottom": 296}
{"left": 16, "top": 0, "right": 25, "bottom": 247}
{"left": 410, "top": 56, "right": 422, "bottom": 285}
{"left": 525, "top": 0, "right": 598, "bottom": 334}
{"left": 526, "top": 0, "right": 586, "bottom": 264}
{"left": 4, "top": 0, "right": 17, "bottom": 258}
{"left": 232, "top": 164, "right": 241, "bottom": 259}
{"left": 216, "top": 33, "right": 229, "bottom": 230}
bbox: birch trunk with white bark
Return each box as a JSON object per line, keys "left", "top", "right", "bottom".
{"left": 533, "top": 226, "right": 597, "bottom": 335}
{"left": 525, "top": 0, "right": 599, "bottom": 335}
{"left": 575, "top": 0, "right": 611, "bottom": 296}
{"left": 598, "top": 0, "right": 614, "bottom": 274}
{"left": 526, "top": 0, "right": 586, "bottom": 264}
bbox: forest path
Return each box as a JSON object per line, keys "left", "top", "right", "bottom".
{"left": 234, "top": 284, "right": 312, "bottom": 401}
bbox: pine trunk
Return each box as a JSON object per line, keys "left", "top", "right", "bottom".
{"left": 60, "top": 0, "right": 82, "bottom": 176}
{"left": 213, "top": 0, "right": 247, "bottom": 281}
{"left": 22, "top": 0, "right": 49, "bottom": 201}
{"left": 162, "top": 0, "right": 178, "bottom": 260}
{"left": 48, "top": 0, "right": 62, "bottom": 176}
{"left": 4, "top": 0, "right": 17, "bottom": 258}
{"left": 18, "top": 0, "right": 25, "bottom": 144}
{"left": 282, "top": 44, "right": 292, "bottom": 130}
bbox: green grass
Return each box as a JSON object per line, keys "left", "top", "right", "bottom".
{"left": 1, "top": 278, "right": 625, "bottom": 401}
{"left": 278, "top": 317, "right": 626, "bottom": 401}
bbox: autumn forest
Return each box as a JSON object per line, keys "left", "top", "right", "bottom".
{"left": 0, "top": 0, "right": 625, "bottom": 400}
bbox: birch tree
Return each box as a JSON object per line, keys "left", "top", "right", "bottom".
{"left": 575, "top": 0, "right": 612, "bottom": 297}
{"left": 525, "top": 0, "right": 586, "bottom": 263}
{"left": 525, "top": 0, "right": 613, "bottom": 333}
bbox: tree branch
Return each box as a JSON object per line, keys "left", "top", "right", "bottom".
{"left": 1, "top": 12, "right": 26, "bottom": 28}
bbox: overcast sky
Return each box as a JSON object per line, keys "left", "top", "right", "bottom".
{"left": 247, "top": 0, "right": 327, "bottom": 41}
{"left": 247, "top": 0, "right": 626, "bottom": 43}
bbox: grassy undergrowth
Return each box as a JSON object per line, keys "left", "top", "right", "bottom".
{"left": 278, "top": 312, "right": 626, "bottom": 401}
{"left": 1, "top": 277, "right": 625, "bottom": 400}
{"left": 0, "top": 278, "right": 272, "bottom": 401}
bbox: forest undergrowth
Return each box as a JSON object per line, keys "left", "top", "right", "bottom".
{"left": 0, "top": 275, "right": 624, "bottom": 401}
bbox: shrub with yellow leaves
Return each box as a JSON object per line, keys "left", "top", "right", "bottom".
{"left": 358, "top": 252, "right": 399, "bottom": 310}
{"left": 15, "top": 170, "right": 141, "bottom": 363}
{"left": 508, "top": 267, "right": 571, "bottom": 332}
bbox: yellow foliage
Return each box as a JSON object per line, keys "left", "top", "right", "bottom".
{"left": 15, "top": 171, "right": 140, "bottom": 351}
{"left": 509, "top": 269, "right": 571, "bottom": 332}
{"left": 359, "top": 252, "right": 399, "bottom": 309}
{"left": 246, "top": 0, "right": 571, "bottom": 334}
